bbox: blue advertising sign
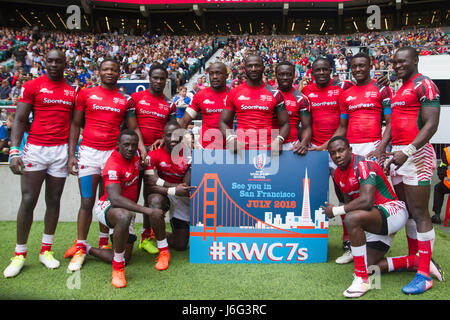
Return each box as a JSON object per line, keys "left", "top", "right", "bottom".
{"left": 190, "top": 149, "right": 330, "bottom": 264}
{"left": 117, "top": 80, "right": 148, "bottom": 95}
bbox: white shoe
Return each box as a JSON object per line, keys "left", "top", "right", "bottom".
{"left": 430, "top": 258, "right": 445, "bottom": 282}
{"left": 68, "top": 250, "right": 86, "bottom": 272}
{"left": 39, "top": 251, "right": 60, "bottom": 269}
{"left": 336, "top": 249, "right": 353, "bottom": 264}
{"left": 4, "top": 255, "right": 26, "bottom": 278}
{"left": 343, "top": 274, "right": 371, "bottom": 298}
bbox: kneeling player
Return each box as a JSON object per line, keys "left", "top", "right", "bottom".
{"left": 323, "top": 136, "right": 443, "bottom": 298}
{"left": 89, "top": 130, "right": 163, "bottom": 288}
{"left": 144, "top": 120, "right": 193, "bottom": 271}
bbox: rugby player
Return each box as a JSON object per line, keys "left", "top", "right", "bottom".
{"left": 4, "top": 49, "right": 76, "bottom": 277}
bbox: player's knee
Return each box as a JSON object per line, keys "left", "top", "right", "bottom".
{"left": 116, "top": 210, "right": 135, "bottom": 227}
{"left": 80, "top": 197, "right": 95, "bottom": 211}
{"left": 147, "top": 193, "right": 167, "bottom": 210}
{"left": 344, "top": 211, "right": 362, "bottom": 229}
{"left": 20, "top": 192, "right": 39, "bottom": 210}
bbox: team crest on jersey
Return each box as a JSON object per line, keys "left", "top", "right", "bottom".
{"left": 327, "top": 89, "right": 339, "bottom": 97}
{"left": 39, "top": 88, "right": 53, "bottom": 94}
{"left": 364, "top": 91, "right": 377, "bottom": 99}
{"left": 113, "top": 97, "right": 125, "bottom": 105}
{"left": 159, "top": 103, "right": 169, "bottom": 110}
{"left": 286, "top": 100, "right": 296, "bottom": 107}
{"left": 64, "top": 89, "right": 75, "bottom": 97}
{"left": 108, "top": 170, "right": 118, "bottom": 180}
{"left": 125, "top": 172, "right": 131, "bottom": 178}
{"left": 260, "top": 95, "right": 273, "bottom": 102}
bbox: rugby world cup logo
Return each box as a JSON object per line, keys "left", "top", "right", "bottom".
{"left": 253, "top": 153, "right": 266, "bottom": 170}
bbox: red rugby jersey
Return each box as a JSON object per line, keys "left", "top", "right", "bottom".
{"left": 391, "top": 73, "right": 440, "bottom": 146}
{"left": 333, "top": 154, "right": 398, "bottom": 207}
{"left": 75, "top": 85, "right": 134, "bottom": 150}
{"left": 100, "top": 150, "right": 140, "bottom": 202}
{"left": 272, "top": 88, "right": 309, "bottom": 143}
{"left": 129, "top": 90, "right": 176, "bottom": 147}
{"left": 189, "top": 87, "right": 228, "bottom": 149}
{"left": 224, "top": 82, "right": 285, "bottom": 148}
{"left": 301, "top": 79, "right": 347, "bottom": 146}
{"left": 146, "top": 145, "right": 190, "bottom": 184}
{"left": 339, "top": 80, "right": 392, "bottom": 144}
{"left": 20, "top": 74, "right": 76, "bottom": 146}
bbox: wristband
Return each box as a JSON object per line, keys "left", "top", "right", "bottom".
{"left": 167, "top": 187, "right": 176, "bottom": 196}
{"left": 332, "top": 205, "right": 346, "bottom": 217}
{"left": 10, "top": 146, "right": 19, "bottom": 151}
{"left": 276, "top": 135, "right": 285, "bottom": 143}
{"left": 156, "top": 178, "right": 165, "bottom": 187}
{"left": 401, "top": 144, "right": 417, "bottom": 158}
{"left": 9, "top": 149, "right": 20, "bottom": 155}
{"left": 9, "top": 153, "right": 20, "bottom": 159}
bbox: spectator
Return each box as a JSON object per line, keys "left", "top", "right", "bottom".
{"left": 173, "top": 86, "right": 191, "bottom": 119}
{"left": 431, "top": 145, "right": 450, "bottom": 225}
{"left": 0, "top": 111, "right": 13, "bottom": 162}
{"left": 0, "top": 79, "right": 11, "bottom": 103}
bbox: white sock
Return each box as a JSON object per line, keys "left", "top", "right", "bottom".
{"left": 85, "top": 243, "right": 92, "bottom": 255}
{"left": 99, "top": 232, "right": 109, "bottom": 238}
{"left": 417, "top": 228, "right": 435, "bottom": 251}
{"left": 113, "top": 251, "right": 125, "bottom": 263}
{"left": 42, "top": 233, "right": 54, "bottom": 245}
{"left": 15, "top": 244, "right": 27, "bottom": 254}
{"left": 157, "top": 239, "right": 168, "bottom": 249}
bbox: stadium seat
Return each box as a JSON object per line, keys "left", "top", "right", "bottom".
{"left": 444, "top": 195, "right": 450, "bottom": 227}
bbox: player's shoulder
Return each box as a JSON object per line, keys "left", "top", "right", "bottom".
{"left": 412, "top": 73, "right": 435, "bottom": 87}
{"left": 334, "top": 79, "right": 354, "bottom": 91}
{"left": 263, "top": 83, "right": 281, "bottom": 96}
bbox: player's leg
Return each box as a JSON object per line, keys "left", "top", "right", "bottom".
{"left": 39, "top": 174, "right": 67, "bottom": 269}
{"left": 68, "top": 173, "right": 101, "bottom": 271}
{"left": 168, "top": 218, "right": 190, "bottom": 251}
{"left": 96, "top": 179, "right": 111, "bottom": 248}
{"left": 4, "top": 170, "right": 46, "bottom": 277}
{"left": 342, "top": 208, "right": 384, "bottom": 298}
{"left": 139, "top": 179, "right": 158, "bottom": 254}
{"left": 147, "top": 193, "right": 171, "bottom": 270}
{"left": 401, "top": 183, "right": 436, "bottom": 294}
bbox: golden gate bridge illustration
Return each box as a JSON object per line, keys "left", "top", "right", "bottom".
{"left": 190, "top": 168, "right": 329, "bottom": 241}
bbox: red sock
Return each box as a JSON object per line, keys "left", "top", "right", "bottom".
{"left": 15, "top": 251, "right": 27, "bottom": 258}
{"left": 389, "top": 255, "right": 418, "bottom": 271}
{"left": 141, "top": 228, "right": 152, "bottom": 242}
{"left": 76, "top": 240, "right": 87, "bottom": 253}
{"left": 406, "top": 235, "right": 419, "bottom": 256}
{"left": 417, "top": 239, "right": 432, "bottom": 277}
{"left": 98, "top": 236, "right": 109, "bottom": 247}
{"left": 353, "top": 255, "right": 368, "bottom": 281}
{"left": 340, "top": 215, "right": 349, "bottom": 243}
{"left": 112, "top": 259, "right": 125, "bottom": 270}
{"left": 40, "top": 243, "right": 52, "bottom": 255}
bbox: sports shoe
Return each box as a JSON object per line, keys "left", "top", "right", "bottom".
{"left": 155, "top": 250, "right": 170, "bottom": 271}
{"left": 343, "top": 274, "right": 371, "bottom": 298}
{"left": 39, "top": 251, "right": 60, "bottom": 269}
{"left": 3, "top": 255, "right": 25, "bottom": 278}
{"left": 430, "top": 258, "right": 445, "bottom": 282}
{"left": 336, "top": 249, "right": 353, "bottom": 264}
{"left": 64, "top": 239, "right": 77, "bottom": 259}
{"left": 111, "top": 268, "right": 127, "bottom": 288}
{"left": 431, "top": 214, "right": 441, "bottom": 225}
{"left": 402, "top": 273, "right": 433, "bottom": 294}
{"left": 101, "top": 243, "right": 112, "bottom": 250}
{"left": 68, "top": 249, "right": 86, "bottom": 272}
{"left": 139, "top": 238, "right": 159, "bottom": 255}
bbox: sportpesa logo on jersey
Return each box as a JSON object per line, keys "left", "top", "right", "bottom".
{"left": 39, "top": 88, "right": 53, "bottom": 94}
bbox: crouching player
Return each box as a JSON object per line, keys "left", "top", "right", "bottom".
{"left": 323, "top": 136, "right": 444, "bottom": 298}
{"left": 91, "top": 129, "right": 163, "bottom": 288}
{"left": 143, "top": 120, "right": 193, "bottom": 271}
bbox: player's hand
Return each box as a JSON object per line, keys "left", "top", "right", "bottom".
{"left": 139, "top": 146, "right": 148, "bottom": 166}
{"left": 320, "top": 202, "right": 335, "bottom": 219}
{"left": 9, "top": 156, "right": 24, "bottom": 175}
{"left": 384, "top": 151, "right": 408, "bottom": 174}
{"left": 375, "top": 75, "right": 390, "bottom": 87}
{"left": 309, "top": 143, "right": 327, "bottom": 152}
{"left": 175, "top": 183, "right": 195, "bottom": 197}
{"left": 68, "top": 155, "right": 79, "bottom": 176}
{"left": 292, "top": 140, "right": 308, "bottom": 155}
{"left": 366, "top": 147, "right": 385, "bottom": 163}
{"left": 149, "top": 139, "right": 163, "bottom": 151}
